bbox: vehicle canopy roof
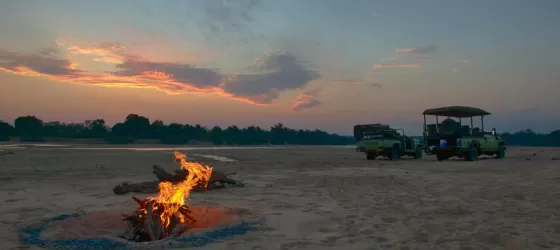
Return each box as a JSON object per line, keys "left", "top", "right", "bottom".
{"left": 422, "top": 106, "right": 491, "bottom": 118}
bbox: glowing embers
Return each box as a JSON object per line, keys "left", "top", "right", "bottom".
{"left": 121, "top": 197, "right": 193, "bottom": 242}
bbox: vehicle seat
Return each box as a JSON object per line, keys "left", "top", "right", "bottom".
{"left": 406, "top": 138, "right": 412, "bottom": 149}
{"left": 472, "top": 128, "right": 481, "bottom": 135}
{"left": 461, "top": 125, "right": 470, "bottom": 136}
{"left": 427, "top": 124, "right": 437, "bottom": 136}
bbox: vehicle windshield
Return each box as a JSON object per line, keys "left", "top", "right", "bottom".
{"left": 361, "top": 134, "right": 384, "bottom": 140}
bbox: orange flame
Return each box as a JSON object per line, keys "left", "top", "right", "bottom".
{"left": 144, "top": 151, "right": 213, "bottom": 228}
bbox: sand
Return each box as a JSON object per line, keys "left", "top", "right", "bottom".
{"left": 1, "top": 145, "right": 560, "bottom": 249}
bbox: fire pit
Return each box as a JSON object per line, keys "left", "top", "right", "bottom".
{"left": 19, "top": 151, "right": 260, "bottom": 250}
{"left": 121, "top": 151, "right": 213, "bottom": 242}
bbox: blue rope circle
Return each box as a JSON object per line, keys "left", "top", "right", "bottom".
{"left": 19, "top": 213, "right": 259, "bottom": 250}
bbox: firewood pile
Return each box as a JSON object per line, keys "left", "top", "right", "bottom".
{"left": 121, "top": 197, "right": 193, "bottom": 242}
{"left": 112, "top": 165, "right": 244, "bottom": 195}
{"left": 118, "top": 151, "right": 237, "bottom": 242}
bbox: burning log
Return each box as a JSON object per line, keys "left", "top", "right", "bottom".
{"left": 113, "top": 164, "right": 243, "bottom": 195}
{"left": 121, "top": 197, "right": 194, "bottom": 241}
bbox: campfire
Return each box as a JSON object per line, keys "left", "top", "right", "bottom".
{"left": 121, "top": 151, "right": 213, "bottom": 242}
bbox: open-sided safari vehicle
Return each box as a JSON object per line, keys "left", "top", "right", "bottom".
{"left": 422, "top": 106, "right": 506, "bottom": 161}
{"left": 355, "top": 124, "right": 423, "bottom": 160}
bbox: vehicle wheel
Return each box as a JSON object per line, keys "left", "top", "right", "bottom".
{"left": 436, "top": 153, "right": 448, "bottom": 161}
{"left": 366, "top": 152, "right": 377, "bottom": 160}
{"left": 389, "top": 148, "right": 399, "bottom": 160}
{"left": 496, "top": 145, "right": 505, "bottom": 159}
{"left": 414, "top": 147, "right": 423, "bottom": 159}
{"left": 465, "top": 146, "right": 479, "bottom": 161}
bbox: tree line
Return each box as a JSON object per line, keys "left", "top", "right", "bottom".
{"left": 500, "top": 129, "right": 560, "bottom": 147}
{"left": 0, "top": 114, "right": 354, "bottom": 145}
{"left": 0, "top": 115, "right": 558, "bottom": 146}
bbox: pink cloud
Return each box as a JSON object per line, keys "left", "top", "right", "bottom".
{"left": 0, "top": 42, "right": 319, "bottom": 106}
{"left": 291, "top": 88, "right": 322, "bottom": 111}
{"left": 396, "top": 45, "right": 438, "bottom": 54}
{"left": 373, "top": 63, "right": 421, "bottom": 69}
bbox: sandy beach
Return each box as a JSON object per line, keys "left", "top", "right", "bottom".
{"left": 1, "top": 145, "right": 560, "bottom": 249}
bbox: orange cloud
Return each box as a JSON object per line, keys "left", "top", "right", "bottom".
{"left": 0, "top": 42, "right": 319, "bottom": 107}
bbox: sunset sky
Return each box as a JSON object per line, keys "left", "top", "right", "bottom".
{"left": 1, "top": 0, "right": 559, "bottom": 135}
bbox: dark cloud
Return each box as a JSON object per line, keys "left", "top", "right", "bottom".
{"left": 38, "top": 47, "right": 59, "bottom": 56}
{"left": 0, "top": 49, "right": 81, "bottom": 76}
{"left": 202, "top": 0, "right": 259, "bottom": 31}
{"left": 114, "top": 59, "right": 223, "bottom": 88}
{"left": 151, "top": 0, "right": 261, "bottom": 43}
{"left": 223, "top": 52, "right": 319, "bottom": 103}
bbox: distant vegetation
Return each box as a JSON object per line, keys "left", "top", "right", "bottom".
{"left": 0, "top": 115, "right": 557, "bottom": 147}
{"left": 500, "top": 129, "right": 560, "bottom": 147}
{"left": 0, "top": 114, "right": 354, "bottom": 145}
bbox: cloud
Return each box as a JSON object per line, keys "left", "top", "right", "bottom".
{"left": 0, "top": 49, "right": 82, "bottom": 76}
{"left": 156, "top": 0, "right": 262, "bottom": 43}
{"left": 291, "top": 88, "right": 322, "bottom": 111}
{"left": 327, "top": 79, "right": 363, "bottom": 85}
{"left": 380, "top": 56, "right": 398, "bottom": 61}
{"left": 372, "top": 63, "right": 421, "bottom": 69}
{"left": 38, "top": 47, "right": 59, "bottom": 56}
{"left": 0, "top": 43, "right": 318, "bottom": 106}
{"left": 201, "top": 0, "right": 260, "bottom": 30}
{"left": 452, "top": 59, "right": 471, "bottom": 72}
{"left": 396, "top": 45, "right": 438, "bottom": 54}
{"left": 114, "top": 59, "right": 223, "bottom": 88}
{"left": 223, "top": 52, "right": 319, "bottom": 104}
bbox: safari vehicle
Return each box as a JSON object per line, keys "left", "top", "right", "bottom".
{"left": 422, "top": 106, "right": 506, "bottom": 161}
{"left": 355, "top": 124, "right": 423, "bottom": 160}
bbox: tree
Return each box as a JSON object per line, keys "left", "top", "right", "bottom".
{"left": 124, "top": 114, "right": 151, "bottom": 139}
{"left": 105, "top": 122, "right": 135, "bottom": 144}
{"left": 86, "top": 119, "right": 108, "bottom": 138}
{"left": 210, "top": 126, "right": 223, "bottom": 145}
{"left": 0, "top": 120, "right": 13, "bottom": 141}
{"left": 160, "top": 123, "right": 188, "bottom": 144}
{"left": 150, "top": 120, "right": 165, "bottom": 139}
{"left": 14, "top": 116, "right": 44, "bottom": 142}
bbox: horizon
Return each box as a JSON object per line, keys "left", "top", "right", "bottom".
{"left": 1, "top": 0, "right": 559, "bottom": 135}
{"left": 1, "top": 113, "right": 554, "bottom": 137}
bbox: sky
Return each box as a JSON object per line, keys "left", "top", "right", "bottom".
{"left": 0, "top": 0, "right": 559, "bottom": 135}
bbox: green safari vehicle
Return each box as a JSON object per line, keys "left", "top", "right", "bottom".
{"left": 355, "top": 124, "right": 423, "bottom": 160}
{"left": 422, "top": 106, "right": 507, "bottom": 161}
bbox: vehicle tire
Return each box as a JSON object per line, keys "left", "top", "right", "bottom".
{"left": 436, "top": 153, "right": 448, "bottom": 161}
{"left": 465, "top": 145, "right": 479, "bottom": 161}
{"left": 414, "top": 147, "right": 423, "bottom": 159}
{"left": 496, "top": 145, "right": 505, "bottom": 159}
{"left": 389, "top": 148, "right": 399, "bottom": 161}
{"left": 366, "top": 152, "right": 377, "bottom": 160}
